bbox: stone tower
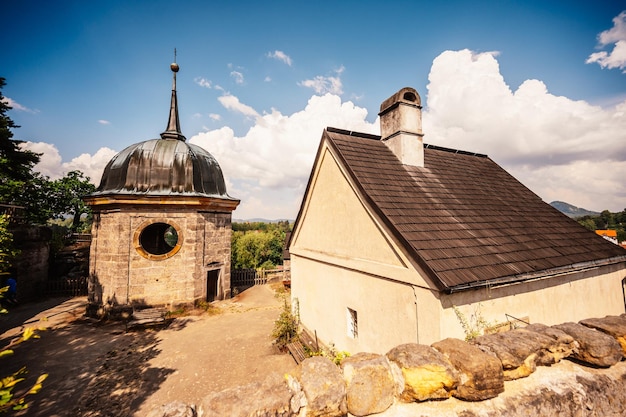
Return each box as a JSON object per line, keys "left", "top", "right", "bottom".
{"left": 84, "top": 60, "right": 239, "bottom": 315}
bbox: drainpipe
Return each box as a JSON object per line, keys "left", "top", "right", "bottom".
{"left": 412, "top": 285, "right": 419, "bottom": 344}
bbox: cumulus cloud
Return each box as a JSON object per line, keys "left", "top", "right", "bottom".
{"left": 190, "top": 93, "right": 377, "bottom": 219}
{"left": 267, "top": 50, "right": 293, "bottom": 66}
{"left": 194, "top": 77, "right": 212, "bottom": 88}
{"left": 98, "top": 119, "right": 110, "bottom": 125}
{"left": 2, "top": 97, "right": 38, "bottom": 113}
{"left": 21, "top": 141, "right": 116, "bottom": 184}
{"left": 218, "top": 94, "right": 260, "bottom": 118}
{"left": 230, "top": 71, "right": 244, "bottom": 85}
{"left": 299, "top": 66, "right": 345, "bottom": 95}
{"left": 209, "top": 113, "right": 221, "bottom": 121}
{"left": 586, "top": 11, "right": 626, "bottom": 72}
{"left": 423, "top": 49, "right": 626, "bottom": 212}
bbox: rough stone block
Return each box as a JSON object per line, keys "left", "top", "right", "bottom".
{"left": 580, "top": 315, "right": 626, "bottom": 357}
{"left": 199, "top": 372, "right": 292, "bottom": 417}
{"left": 146, "top": 401, "right": 195, "bottom": 417}
{"left": 341, "top": 352, "right": 395, "bottom": 416}
{"left": 473, "top": 328, "right": 561, "bottom": 380}
{"left": 295, "top": 356, "right": 347, "bottom": 417}
{"left": 553, "top": 322, "right": 622, "bottom": 367}
{"left": 386, "top": 343, "right": 459, "bottom": 402}
{"left": 432, "top": 338, "right": 504, "bottom": 401}
{"left": 523, "top": 323, "right": 579, "bottom": 365}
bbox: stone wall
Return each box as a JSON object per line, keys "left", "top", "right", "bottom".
{"left": 148, "top": 314, "right": 626, "bottom": 417}
{"left": 88, "top": 208, "right": 232, "bottom": 314}
{"left": 10, "top": 225, "right": 51, "bottom": 301}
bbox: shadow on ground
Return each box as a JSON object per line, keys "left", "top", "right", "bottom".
{"left": 2, "top": 306, "right": 175, "bottom": 417}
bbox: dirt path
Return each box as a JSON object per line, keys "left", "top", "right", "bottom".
{"left": 0, "top": 285, "right": 296, "bottom": 417}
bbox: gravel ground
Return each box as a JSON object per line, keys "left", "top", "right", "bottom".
{"left": 0, "top": 285, "right": 296, "bottom": 417}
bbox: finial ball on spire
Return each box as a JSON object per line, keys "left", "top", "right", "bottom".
{"left": 170, "top": 62, "right": 179, "bottom": 72}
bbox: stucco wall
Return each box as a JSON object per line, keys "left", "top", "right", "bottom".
{"left": 440, "top": 262, "right": 626, "bottom": 342}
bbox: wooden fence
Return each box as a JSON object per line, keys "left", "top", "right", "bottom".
{"left": 231, "top": 267, "right": 290, "bottom": 294}
{"left": 45, "top": 276, "right": 88, "bottom": 297}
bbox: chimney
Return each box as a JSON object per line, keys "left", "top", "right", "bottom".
{"left": 378, "top": 87, "right": 424, "bottom": 167}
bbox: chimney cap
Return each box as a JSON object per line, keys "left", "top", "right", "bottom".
{"left": 379, "top": 87, "right": 421, "bottom": 116}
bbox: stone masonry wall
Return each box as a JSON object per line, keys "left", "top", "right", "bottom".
{"left": 89, "top": 208, "right": 233, "bottom": 314}
{"left": 149, "top": 314, "right": 626, "bottom": 417}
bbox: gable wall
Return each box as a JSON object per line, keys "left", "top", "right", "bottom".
{"left": 291, "top": 143, "right": 443, "bottom": 353}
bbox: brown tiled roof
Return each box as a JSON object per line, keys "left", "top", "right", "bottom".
{"left": 324, "top": 127, "right": 626, "bottom": 292}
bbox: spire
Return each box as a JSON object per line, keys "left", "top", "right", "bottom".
{"left": 161, "top": 50, "right": 186, "bottom": 141}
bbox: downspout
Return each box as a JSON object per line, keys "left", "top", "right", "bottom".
{"left": 412, "top": 285, "right": 419, "bottom": 344}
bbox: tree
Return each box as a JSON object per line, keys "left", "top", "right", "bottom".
{"left": 231, "top": 227, "right": 286, "bottom": 270}
{"left": 50, "top": 171, "right": 96, "bottom": 231}
{"left": 0, "top": 78, "right": 41, "bottom": 207}
{"left": 0, "top": 214, "right": 18, "bottom": 273}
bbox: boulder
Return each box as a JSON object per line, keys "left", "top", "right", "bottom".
{"left": 386, "top": 343, "right": 458, "bottom": 402}
{"left": 341, "top": 352, "right": 395, "bottom": 416}
{"left": 472, "top": 329, "right": 550, "bottom": 381}
{"left": 431, "top": 338, "right": 504, "bottom": 401}
{"left": 553, "top": 322, "right": 622, "bottom": 368}
{"left": 295, "top": 356, "right": 347, "bottom": 417}
{"left": 199, "top": 372, "right": 292, "bottom": 417}
{"left": 146, "top": 401, "right": 195, "bottom": 417}
{"left": 580, "top": 315, "right": 626, "bottom": 357}
{"left": 523, "top": 323, "right": 578, "bottom": 365}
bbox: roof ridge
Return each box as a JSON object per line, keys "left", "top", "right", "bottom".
{"left": 326, "top": 126, "right": 488, "bottom": 157}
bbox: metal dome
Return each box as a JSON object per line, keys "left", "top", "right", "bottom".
{"left": 92, "top": 60, "right": 235, "bottom": 200}
{"left": 94, "top": 138, "right": 232, "bottom": 198}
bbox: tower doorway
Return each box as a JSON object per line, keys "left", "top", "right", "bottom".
{"left": 207, "top": 269, "right": 220, "bottom": 302}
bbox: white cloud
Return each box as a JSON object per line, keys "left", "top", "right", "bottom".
{"left": 194, "top": 77, "right": 212, "bottom": 88}
{"left": 218, "top": 94, "right": 260, "bottom": 118}
{"left": 230, "top": 71, "right": 244, "bottom": 85}
{"left": 267, "top": 50, "right": 293, "bottom": 66}
{"left": 209, "top": 113, "right": 221, "bottom": 121}
{"left": 423, "top": 49, "right": 626, "bottom": 212}
{"left": 21, "top": 141, "right": 116, "bottom": 185}
{"left": 299, "top": 66, "right": 345, "bottom": 95}
{"left": 98, "top": 119, "right": 110, "bottom": 125}
{"left": 190, "top": 93, "right": 377, "bottom": 219}
{"left": 586, "top": 11, "right": 626, "bottom": 72}
{"left": 2, "top": 97, "right": 38, "bottom": 113}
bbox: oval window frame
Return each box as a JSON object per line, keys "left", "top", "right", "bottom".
{"left": 133, "top": 219, "right": 183, "bottom": 261}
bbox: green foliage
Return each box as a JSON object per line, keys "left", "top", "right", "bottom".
{"left": 0, "top": 215, "right": 18, "bottom": 273}
{"left": 576, "top": 208, "right": 626, "bottom": 243}
{"left": 305, "top": 342, "right": 351, "bottom": 366}
{"left": 0, "top": 290, "right": 47, "bottom": 412}
{"left": 271, "top": 299, "right": 299, "bottom": 351}
{"left": 0, "top": 78, "right": 95, "bottom": 227}
{"left": 0, "top": 78, "right": 41, "bottom": 191}
{"left": 231, "top": 223, "right": 287, "bottom": 270}
{"left": 49, "top": 171, "right": 96, "bottom": 231}
{"left": 453, "top": 304, "right": 492, "bottom": 341}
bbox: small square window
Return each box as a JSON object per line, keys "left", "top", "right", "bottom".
{"left": 347, "top": 308, "right": 358, "bottom": 339}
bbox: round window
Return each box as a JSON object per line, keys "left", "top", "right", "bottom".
{"left": 134, "top": 221, "right": 183, "bottom": 260}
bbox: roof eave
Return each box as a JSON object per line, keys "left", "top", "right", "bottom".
{"left": 445, "top": 255, "right": 626, "bottom": 294}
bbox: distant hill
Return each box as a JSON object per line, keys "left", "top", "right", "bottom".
{"left": 550, "top": 201, "right": 600, "bottom": 218}
{"left": 233, "top": 218, "right": 293, "bottom": 223}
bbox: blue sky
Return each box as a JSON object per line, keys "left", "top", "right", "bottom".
{"left": 2, "top": 1, "right": 626, "bottom": 219}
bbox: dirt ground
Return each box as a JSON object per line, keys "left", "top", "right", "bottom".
{"left": 0, "top": 284, "right": 296, "bottom": 417}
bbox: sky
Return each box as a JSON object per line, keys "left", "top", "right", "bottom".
{"left": 2, "top": 1, "right": 626, "bottom": 220}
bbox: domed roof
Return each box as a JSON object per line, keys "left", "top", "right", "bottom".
{"left": 95, "top": 138, "right": 231, "bottom": 197}
{"left": 92, "top": 61, "right": 235, "bottom": 200}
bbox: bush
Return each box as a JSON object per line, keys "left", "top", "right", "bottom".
{"left": 271, "top": 299, "right": 298, "bottom": 351}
